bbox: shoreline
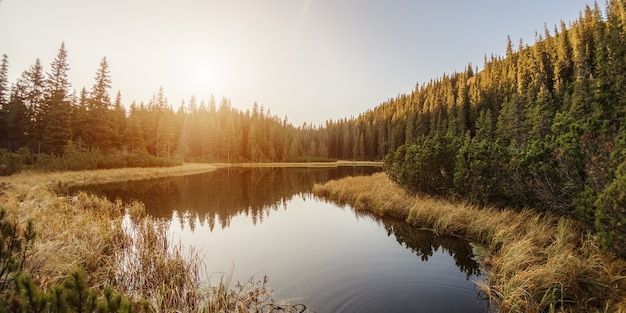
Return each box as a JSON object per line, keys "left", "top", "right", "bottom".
{"left": 2, "top": 163, "right": 370, "bottom": 312}
{"left": 312, "top": 172, "right": 626, "bottom": 313}
{"left": 4, "top": 163, "right": 621, "bottom": 312}
{"left": 0, "top": 161, "right": 382, "bottom": 190}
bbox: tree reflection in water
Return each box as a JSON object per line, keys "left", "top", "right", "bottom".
{"left": 72, "top": 167, "right": 380, "bottom": 228}
{"left": 377, "top": 216, "right": 482, "bottom": 278}
{"left": 75, "top": 166, "right": 482, "bottom": 280}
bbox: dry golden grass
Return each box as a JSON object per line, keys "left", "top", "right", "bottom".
{"left": 313, "top": 172, "right": 626, "bottom": 313}
{"left": 232, "top": 160, "right": 383, "bottom": 168}
{"left": 0, "top": 163, "right": 311, "bottom": 312}
{"left": 0, "top": 163, "right": 222, "bottom": 189}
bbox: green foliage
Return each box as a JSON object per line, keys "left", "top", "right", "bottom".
{"left": 0, "top": 148, "right": 23, "bottom": 176}
{"left": 382, "top": 1, "right": 626, "bottom": 257}
{"left": 385, "top": 133, "right": 459, "bottom": 195}
{"left": 0, "top": 269, "right": 151, "bottom": 313}
{"left": 594, "top": 160, "right": 626, "bottom": 257}
{"left": 454, "top": 139, "right": 515, "bottom": 206}
{"left": 0, "top": 210, "right": 35, "bottom": 293}
{"left": 0, "top": 210, "right": 150, "bottom": 313}
{"left": 32, "top": 142, "right": 181, "bottom": 173}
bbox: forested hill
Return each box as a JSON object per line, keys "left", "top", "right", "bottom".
{"left": 377, "top": 1, "right": 626, "bottom": 258}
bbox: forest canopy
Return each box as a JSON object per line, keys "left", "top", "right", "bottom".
{"left": 381, "top": 1, "right": 626, "bottom": 257}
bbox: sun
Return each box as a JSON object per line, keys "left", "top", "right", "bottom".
{"left": 191, "top": 62, "right": 218, "bottom": 88}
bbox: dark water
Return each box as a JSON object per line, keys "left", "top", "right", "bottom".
{"left": 74, "top": 167, "right": 489, "bottom": 313}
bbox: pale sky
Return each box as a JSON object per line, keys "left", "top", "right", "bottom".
{"left": 0, "top": 0, "right": 596, "bottom": 126}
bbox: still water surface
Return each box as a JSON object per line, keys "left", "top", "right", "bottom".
{"left": 75, "top": 167, "right": 488, "bottom": 313}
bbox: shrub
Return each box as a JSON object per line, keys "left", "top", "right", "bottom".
{"left": 0, "top": 208, "right": 151, "bottom": 313}
{"left": 454, "top": 139, "right": 518, "bottom": 207}
{"left": 32, "top": 143, "right": 181, "bottom": 172}
{"left": 384, "top": 133, "right": 460, "bottom": 195}
{"left": 594, "top": 160, "right": 626, "bottom": 257}
{"left": 0, "top": 149, "right": 23, "bottom": 176}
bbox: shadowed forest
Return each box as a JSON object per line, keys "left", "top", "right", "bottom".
{"left": 1, "top": 1, "right": 626, "bottom": 258}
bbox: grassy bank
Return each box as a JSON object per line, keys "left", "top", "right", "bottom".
{"left": 312, "top": 172, "right": 626, "bottom": 313}
{"left": 0, "top": 163, "right": 308, "bottom": 312}
{"left": 230, "top": 160, "right": 383, "bottom": 168}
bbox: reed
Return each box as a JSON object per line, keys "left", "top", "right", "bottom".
{"left": 313, "top": 172, "right": 626, "bottom": 313}
{"left": 0, "top": 164, "right": 310, "bottom": 312}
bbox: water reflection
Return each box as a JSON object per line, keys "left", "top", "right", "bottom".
{"left": 376, "top": 216, "right": 482, "bottom": 278}
{"left": 73, "top": 166, "right": 380, "bottom": 227}
{"left": 74, "top": 167, "right": 488, "bottom": 312}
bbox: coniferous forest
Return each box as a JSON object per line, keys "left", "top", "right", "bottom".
{"left": 1, "top": 1, "right": 625, "bottom": 257}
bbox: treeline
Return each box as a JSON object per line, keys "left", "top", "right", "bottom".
{"left": 364, "top": 1, "right": 625, "bottom": 257}
{"left": 0, "top": 44, "right": 340, "bottom": 174}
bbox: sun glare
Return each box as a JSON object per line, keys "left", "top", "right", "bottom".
{"left": 191, "top": 62, "right": 218, "bottom": 88}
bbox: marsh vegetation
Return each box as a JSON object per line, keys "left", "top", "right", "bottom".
{"left": 73, "top": 166, "right": 487, "bottom": 313}
{"left": 313, "top": 173, "right": 626, "bottom": 312}
{"left": 0, "top": 164, "right": 316, "bottom": 312}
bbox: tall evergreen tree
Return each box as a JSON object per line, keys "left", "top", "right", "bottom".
{"left": 86, "top": 57, "right": 116, "bottom": 150}
{"left": 112, "top": 91, "right": 127, "bottom": 149}
{"left": 45, "top": 42, "right": 72, "bottom": 101}
{"left": 0, "top": 54, "right": 9, "bottom": 147}
{"left": 125, "top": 102, "right": 145, "bottom": 153}
{"left": 0, "top": 54, "right": 8, "bottom": 107}
{"left": 41, "top": 43, "right": 73, "bottom": 154}
{"left": 71, "top": 87, "right": 89, "bottom": 142}
{"left": 14, "top": 59, "right": 46, "bottom": 153}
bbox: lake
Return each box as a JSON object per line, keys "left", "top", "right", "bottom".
{"left": 74, "top": 166, "right": 489, "bottom": 313}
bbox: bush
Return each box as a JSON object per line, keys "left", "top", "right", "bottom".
{"left": 594, "top": 160, "right": 626, "bottom": 258}
{"left": 33, "top": 143, "right": 181, "bottom": 172}
{"left": 0, "top": 149, "right": 24, "bottom": 176}
{"left": 384, "top": 133, "right": 460, "bottom": 195}
{"left": 0, "top": 209, "right": 151, "bottom": 313}
{"left": 454, "top": 139, "right": 516, "bottom": 206}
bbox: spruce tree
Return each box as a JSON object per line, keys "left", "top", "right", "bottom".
{"left": 14, "top": 59, "right": 46, "bottom": 153}
{"left": 125, "top": 102, "right": 146, "bottom": 153}
{"left": 0, "top": 54, "right": 8, "bottom": 108}
{"left": 41, "top": 43, "right": 73, "bottom": 154}
{"left": 86, "top": 57, "right": 116, "bottom": 150}
{"left": 0, "top": 54, "right": 9, "bottom": 147}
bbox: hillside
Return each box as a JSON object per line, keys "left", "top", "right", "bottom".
{"left": 374, "top": 1, "right": 626, "bottom": 257}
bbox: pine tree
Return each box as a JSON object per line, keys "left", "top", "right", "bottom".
{"left": 175, "top": 103, "right": 189, "bottom": 161}
{"left": 86, "top": 57, "right": 116, "bottom": 150}
{"left": 553, "top": 21, "right": 574, "bottom": 98}
{"left": 204, "top": 96, "right": 218, "bottom": 160}
{"left": 156, "top": 105, "right": 175, "bottom": 158}
{"left": 0, "top": 54, "right": 8, "bottom": 108}
{"left": 125, "top": 102, "right": 145, "bottom": 153}
{"left": 0, "top": 54, "right": 9, "bottom": 148}
{"left": 71, "top": 87, "right": 89, "bottom": 142}
{"left": 91, "top": 57, "right": 112, "bottom": 110}
{"left": 41, "top": 43, "right": 73, "bottom": 154}
{"left": 45, "top": 42, "right": 72, "bottom": 101}
{"left": 14, "top": 59, "right": 46, "bottom": 153}
{"left": 112, "top": 91, "right": 127, "bottom": 149}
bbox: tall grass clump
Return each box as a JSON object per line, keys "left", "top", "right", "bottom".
{"left": 313, "top": 172, "right": 626, "bottom": 313}
{"left": 0, "top": 166, "right": 311, "bottom": 312}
